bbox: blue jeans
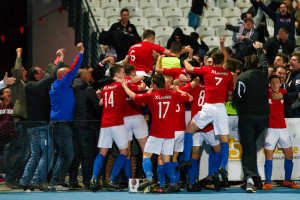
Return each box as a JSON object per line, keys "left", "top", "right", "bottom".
{"left": 50, "top": 122, "right": 74, "bottom": 185}
{"left": 188, "top": 11, "right": 200, "bottom": 30}
{"left": 19, "top": 125, "right": 53, "bottom": 186}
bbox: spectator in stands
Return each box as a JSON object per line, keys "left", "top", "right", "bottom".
{"left": 269, "top": 65, "right": 276, "bottom": 77}
{"left": 4, "top": 48, "right": 29, "bottom": 188}
{"left": 49, "top": 43, "right": 84, "bottom": 190}
{"left": 256, "top": 0, "right": 300, "bottom": 44}
{"left": 69, "top": 68, "right": 101, "bottom": 190}
{"left": 274, "top": 53, "right": 289, "bottom": 67}
{"left": 19, "top": 49, "right": 65, "bottom": 190}
{"left": 188, "top": 0, "right": 208, "bottom": 30}
{"left": 226, "top": 18, "right": 258, "bottom": 62}
{"left": 0, "top": 73, "right": 15, "bottom": 90}
{"left": 167, "top": 28, "right": 199, "bottom": 59}
{"left": 286, "top": 52, "right": 300, "bottom": 117}
{"left": 0, "top": 88, "right": 16, "bottom": 179}
{"left": 190, "top": 32, "right": 209, "bottom": 57}
{"left": 108, "top": 8, "right": 139, "bottom": 38}
{"left": 263, "top": 27, "right": 295, "bottom": 64}
{"left": 232, "top": 42, "right": 269, "bottom": 193}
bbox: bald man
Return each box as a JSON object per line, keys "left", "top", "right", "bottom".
{"left": 49, "top": 43, "right": 84, "bottom": 190}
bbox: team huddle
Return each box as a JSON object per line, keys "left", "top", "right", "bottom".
{"left": 90, "top": 29, "right": 300, "bottom": 193}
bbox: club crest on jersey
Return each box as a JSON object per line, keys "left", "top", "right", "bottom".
{"left": 155, "top": 95, "right": 172, "bottom": 100}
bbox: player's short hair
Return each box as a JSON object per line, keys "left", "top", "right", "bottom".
{"left": 269, "top": 74, "right": 282, "bottom": 83}
{"left": 109, "top": 64, "right": 123, "bottom": 78}
{"left": 193, "top": 54, "right": 204, "bottom": 64}
{"left": 189, "top": 58, "right": 200, "bottom": 67}
{"left": 120, "top": 8, "right": 129, "bottom": 15}
{"left": 276, "top": 53, "right": 289, "bottom": 64}
{"left": 211, "top": 51, "right": 224, "bottom": 65}
{"left": 279, "top": 27, "right": 289, "bottom": 35}
{"left": 152, "top": 74, "right": 165, "bottom": 89}
{"left": 142, "top": 29, "right": 155, "bottom": 40}
{"left": 124, "top": 63, "right": 136, "bottom": 76}
{"left": 190, "top": 32, "right": 199, "bottom": 41}
{"left": 292, "top": 52, "right": 300, "bottom": 63}
{"left": 226, "top": 58, "right": 243, "bottom": 73}
{"left": 245, "top": 55, "right": 259, "bottom": 69}
{"left": 170, "top": 41, "right": 182, "bottom": 54}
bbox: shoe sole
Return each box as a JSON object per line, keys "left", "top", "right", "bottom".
{"left": 246, "top": 188, "right": 256, "bottom": 193}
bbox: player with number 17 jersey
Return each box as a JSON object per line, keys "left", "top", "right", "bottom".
{"left": 100, "top": 82, "right": 126, "bottom": 128}
{"left": 134, "top": 90, "right": 189, "bottom": 138}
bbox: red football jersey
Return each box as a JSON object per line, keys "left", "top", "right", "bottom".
{"left": 193, "top": 66, "right": 233, "bottom": 104}
{"left": 181, "top": 83, "right": 214, "bottom": 133}
{"left": 268, "top": 88, "right": 287, "bottom": 128}
{"left": 134, "top": 90, "right": 189, "bottom": 138}
{"left": 123, "top": 77, "right": 144, "bottom": 117}
{"left": 163, "top": 68, "right": 187, "bottom": 79}
{"left": 128, "top": 41, "right": 165, "bottom": 73}
{"left": 100, "top": 82, "right": 126, "bottom": 128}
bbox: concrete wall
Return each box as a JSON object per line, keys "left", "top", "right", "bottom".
{"left": 32, "top": 0, "right": 78, "bottom": 68}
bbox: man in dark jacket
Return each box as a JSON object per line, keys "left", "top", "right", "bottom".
{"left": 233, "top": 42, "right": 269, "bottom": 193}
{"left": 69, "top": 68, "right": 100, "bottom": 189}
{"left": 19, "top": 49, "right": 65, "bottom": 190}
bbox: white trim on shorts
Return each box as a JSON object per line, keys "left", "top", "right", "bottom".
{"left": 264, "top": 128, "right": 292, "bottom": 150}
{"left": 124, "top": 115, "right": 149, "bottom": 141}
{"left": 98, "top": 125, "right": 129, "bottom": 150}
{"left": 144, "top": 136, "right": 174, "bottom": 155}
{"left": 192, "top": 103, "right": 229, "bottom": 136}
{"left": 136, "top": 71, "right": 150, "bottom": 77}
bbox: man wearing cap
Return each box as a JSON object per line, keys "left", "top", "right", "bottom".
{"left": 226, "top": 18, "right": 258, "bottom": 62}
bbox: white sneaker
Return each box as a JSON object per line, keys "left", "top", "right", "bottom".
{"left": 55, "top": 184, "right": 69, "bottom": 191}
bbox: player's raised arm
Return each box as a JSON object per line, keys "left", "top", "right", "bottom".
{"left": 183, "top": 59, "right": 194, "bottom": 73}
{"left": 122, "top": 79, "right": 136, "bottom": 100}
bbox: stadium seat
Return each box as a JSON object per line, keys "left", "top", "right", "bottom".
{"left": 178, "top": 0, "right": 192, "bottom": 9}
{"left": 130, "top": 17, "right": 149, "bottom": 27}
{"left": 144, "top": 7, "right": 163, "bottom": 18}
{"left": 90, "top": 7, "right": 104, "bottom": 17}
{"left": 227, "top": 17, "right": 243, "bottom": 26}
{"left": 93, "top": 17, "right": 108, "bottom": 28}
{"left": 170, "top": 17, "right": 188, "bottom": 28}
{"left": 267, "top": 26, "right": 274, "bottom": 37}
{"left": 200, "top": 17, "right": 209, "bottom": 27}
{"left": 225, "top": 36, "right": 233, "bottom": 47}
{"left": 203, "top": 36, "right": 219, "bottom": 49}
{"left": 164, "top": 7, "right": 183, "bottom": 18}
{"left": 242, "top": 7, "right": 249, "bottom": 13}
{"left": 203, "top": 7, "right": 222, "bottom": 18}
{"left": 217, "top": 0, "right": 235, "bottom": 9}
{"left": 101, "top": 0, "right": 119, "bottom": 9}
{"left": 208, "top": 17, "right": 227, "bottom": 28}
{"left": 235, "top": 0, "right": 252, "bottom": 9}
{"left": 223, "top": 7, "right": 241, "bottom": 18}
{"left": 196, "top": 26, "right": 215, "bottom": 37}
{"left": 149, "top": 17, "right": 169, "bottom": 28}
{"left": 108, "top": 17, "right": 120, "bottom": 27}
{"left": 182, "top": 7, "right": 191, "bottom": 17}
{"left": 127, "top": 7, "right": 143, "bottom": 17}
{"left": 105, "top": 7, "right": 121, "bottom": 18}
{"left": 139, "top": 0, "right": 158, "bottom": 9}
{"left": 158, "top": 0, "right": 177, "bottom": 9}
{"left": 160, "top": 36, "right": 170, "bottom": 48}
{"left": 181, "top": 26, "right": 195, "bottom": 35}
{"left": 154, "top": 27, "right": 174, "bottom": 38}
{"left": 154, "top": 37, "right": 161, "bottom": 45}
{"left": 204, "top": 0, "right": 215, "bottom": 7}
{"left": 215, "top": 27, "right": 233, "bottom": 37}
{"left": 137, "top": 26, "right": 151, "bottom": 36}
{"left": 120, "top": 0, "right": 139, "bottom": 9}
{"left": 87, "top": 0, "right": 100, "bottom": 8}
